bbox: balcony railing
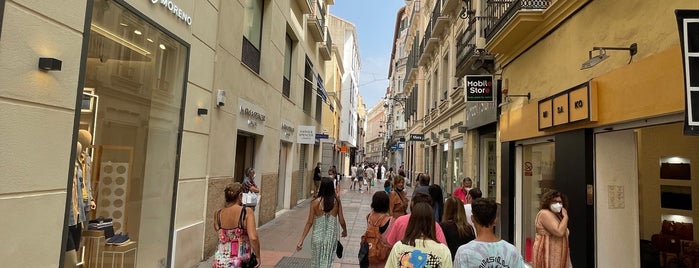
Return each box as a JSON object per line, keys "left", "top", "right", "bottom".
{"left": 307, "top": 0, "right": 325, "bottom": 40}
{"left": 319, "top": 26, "right": 332, "bottom": 60}
{"left": 432, "top": 0, "right": 449, "bottom": 37}
{"left": 456, "top": 24, "right": 477, "bottom": 68}
{"left": 295, "top": 0, "right": 312, "bottom": 14}
{"left": 325, "top": 26, "right": 332, "bottom": 52}
{"left": 483, "top": 0, "right": 551, "bottom": 41}
{"left": 403, "top": 34, "right": 420, "bottom": 87}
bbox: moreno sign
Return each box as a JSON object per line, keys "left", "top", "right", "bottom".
{"left": 150, "top": 0, "right": 193, "bottom": 26}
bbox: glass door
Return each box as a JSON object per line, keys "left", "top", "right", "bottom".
{"left": 480, "top": 135, "right": 497, "bottom": 198}
{"left": 520, "top": 142, "right": 555, "bottom": 261}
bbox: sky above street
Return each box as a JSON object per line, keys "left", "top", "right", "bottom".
{"left": 331, "top": 0, "right": 405, "bottom": 110}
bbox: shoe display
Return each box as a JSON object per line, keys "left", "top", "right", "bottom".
{"left": 105, "top": 233, "right": 131, "bottom": 246}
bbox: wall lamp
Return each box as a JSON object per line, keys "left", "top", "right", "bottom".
{"left": 499, "top": 92, "right": 531, "bottom": 107}
{"left": 581, "top": 43, "right": 638, "bottom": 70}
{"left": 197, "top": 108, "right": 208, "bottom": 116}
{"left": 38, "top": 57, "right": 62, "bottom": 71}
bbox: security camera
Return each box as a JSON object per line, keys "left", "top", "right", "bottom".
{"left": 216, "top": 90, "right": 226, "bottom": 107}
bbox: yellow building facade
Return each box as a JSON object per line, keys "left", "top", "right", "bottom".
{"left": 491, "top": 0, "right": 699, "bottom": 266}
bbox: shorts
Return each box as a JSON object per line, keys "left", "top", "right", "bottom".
{"left": 314, "top": 180, "right": 320, "bottom": 187}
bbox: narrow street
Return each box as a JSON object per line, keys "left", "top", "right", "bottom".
{"left": 197, "top": 177, "right": 412, "bottom": 268}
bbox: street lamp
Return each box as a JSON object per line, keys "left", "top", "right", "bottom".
{"left": 383, "top": 96, "right": 407, "bottom": 108}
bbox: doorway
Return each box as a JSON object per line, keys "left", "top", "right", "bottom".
{"left": 277, "top": 142, "right": 291, "bottom": 211}
{"left": 235, "top": 133, "right": 256, "bottom": 183}
{"left": 480, "top": 134, "right": 496, "bottom": 198}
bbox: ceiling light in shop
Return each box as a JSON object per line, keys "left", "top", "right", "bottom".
{"left": 119, "top": 22, "right": 128, "bottom": 27}
{"left": 91, "top": 24, "right": 151, "bottom": 56}
{"left": 159, "top": 44, "right": 166, "bottom": 50}
{"left": 134, "top": 30, "right": 142, "bottom": 35}
{"left": 147, "top": 38, "right": 154, "bottom": 43}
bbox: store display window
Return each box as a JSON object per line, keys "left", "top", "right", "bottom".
{"left": 451, "top": 139, "right": 464, "bottom": 193}
{"left": 521, "top": 142, "right": 555, "bottom": 261}
{"left": 62, "top": 0, "right": 188, "bottom": 267}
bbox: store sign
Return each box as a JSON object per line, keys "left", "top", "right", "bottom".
{"left": 538, "top": 81, "right": 597, "bottom": 131}
{"left": 281, "top": 120, "right": 295, "bottom": 142}
{"left": 676, "top": 10, "right": 699, "bottom": 135}
{"left": 298, "top": 125, "right": 316, "bottom": 144}
{"left": 409, "top": 134, "right": 425, "bottom": 141}
{"left": 150, "top": 0, "right": 193, "bottom": 26}
{"left": 239, "top": 105, "right": 266, "bottom": 122}
{"left": 465, "top": 75, "right": 494, "bottom": 102}
{"left": 466, "top": 102, "right": 497, "bottom": 129}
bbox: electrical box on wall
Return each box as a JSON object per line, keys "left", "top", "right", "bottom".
{"left": 216, "top": 90, "right": 226, "bottom": 107}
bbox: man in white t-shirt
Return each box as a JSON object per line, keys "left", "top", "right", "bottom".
{"left": 454, "top": 198, "right": 525, "bottom": 268}
{"left": 364, "top": 165, "right": 375, "bottom": 191}
{"left": 464, "top": 188, "right": 483, "bottom": 232}
{"left": 380, "top": 164, "right": 386, "bottom": 181}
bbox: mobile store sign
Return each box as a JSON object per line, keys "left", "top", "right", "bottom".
{"left": 676, "top": 10, "right": 699, "bottom": 135}
{"left": 150, "top": 0, "right": 193, "bottom": 26}
{"left": 465, "top": 75, "right": 494, "bottom": 102}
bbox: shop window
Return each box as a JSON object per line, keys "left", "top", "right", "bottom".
{"left": 441, "top": 142, "right": 449, "bottom": 189}
{"left": 452, "top": 139, "right": 464, "bottom": 192}
{"left": 661, "top": 186, "right": 693, "bottom": 210}
{"left": 242, "top": 0, "right": 263, "bottom": 73}
{"left": 65, "top": 0, "right": 188, "bottom": 266}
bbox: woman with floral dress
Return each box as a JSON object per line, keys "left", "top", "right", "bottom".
{"left": 212, "top": 183, "right": 260, "bottom": 267}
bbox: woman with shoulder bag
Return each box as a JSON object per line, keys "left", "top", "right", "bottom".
{"left": 213, "top": 183, "right": 261, "bottom": 268}
{"left": 297, "top": 178, "right": 348, "bottom": 268}
{"left": 388, "top": 176, "right": 409, "bottom": 220}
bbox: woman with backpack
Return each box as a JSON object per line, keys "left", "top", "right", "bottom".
{"left": 359, "top": 191, "right": 393, "bottom": 268}
{"left": 385, "top": 202, "right": 452, "bottom": 268}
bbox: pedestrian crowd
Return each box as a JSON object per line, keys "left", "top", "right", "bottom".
{"left": 210, "top": 164, "right": 572, "bottom": 268}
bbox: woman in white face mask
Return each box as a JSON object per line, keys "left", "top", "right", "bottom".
{"left": 532, "top": 190, "right": 572, "bottom": 268}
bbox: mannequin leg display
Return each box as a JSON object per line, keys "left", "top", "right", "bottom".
{"left": 64, "top": 250, "right": 78, "bottom": 268}
{"left": 64, "top": 224, "right": 82, "bottom": 267}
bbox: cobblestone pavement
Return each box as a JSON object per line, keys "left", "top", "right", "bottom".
{"left": 197, "top": 176, "right": 411, "bottom": 268}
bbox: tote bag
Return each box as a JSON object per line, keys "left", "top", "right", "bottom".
{"left": 242, "top": 192, "right": 259, "bottom": 207}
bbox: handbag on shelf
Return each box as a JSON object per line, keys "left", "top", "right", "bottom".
{"left": 87, "top": 217, "right": 115, "bottom": 238}
{"left": 242, "top": 192, "right": 259, "bottom": 207}
{"left": 336, "top": 240, "right": 344, "bottom": 258}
